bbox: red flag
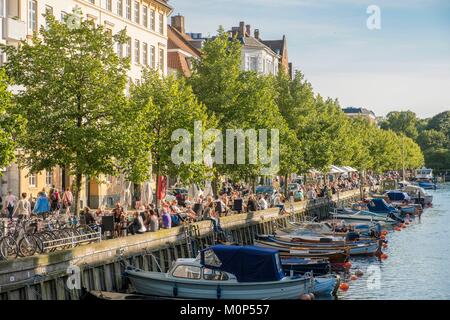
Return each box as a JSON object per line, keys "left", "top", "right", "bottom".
{"left": 157, "top": 176, "right": 167, "bottom": 200}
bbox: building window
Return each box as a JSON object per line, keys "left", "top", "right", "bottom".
{"left": 143, "top": 43, "right": 148, "bottom": 66}
{"left": 150, "top": 9, "right": 155, "bottom": 31}
{"left": 250, "top": 57, "right": 258, "bottom": 71}
{"left": 106, "top": 0, "right": 112, "bottom": 11}
{"left": 134, "top": 40, "right": 140, "bottom": 64}
{"left": 117, "top": 0, "right": 123, "bottom": 16}
{"left": 134, "top": 1, "right": 140, "bottom": 24}
{"left": 159, "top": 48, "right": 164, "bottom": 72}
{"left": 61, "top": 11, "right": 68, "bottom": 22}
{"left": 28, "top": 0, "right": 38, "bottom": 31}
{"left": 158, "top": 13, "right": 164, "bottom": 34}
{"left": 117, "top": 42, "right": 123, "bottom": 57}
{"left": 0, "top": 0, "right": 5, "bottom": 18}
{"left": 126, "top": 38, "right": 132, "bottom": 58}
{"left": 29, "top": 174, "right": 37, "bottom": 188}
{"left": 46, "top": 171, "right": 53, "bottom": 186}
{"left": 142, "top": 6, "right": 148, "bottom": 28}
{"left": 150, "top": 45, "right": 155, "bottom": 68}
{"left": 126, "top": 0, "right": 131, "bottom": 20}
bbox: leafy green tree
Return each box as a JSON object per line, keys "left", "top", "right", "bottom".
{"left": 0, "top": 69, "right": 21, "bottom": 171}
{"left": 130, "top": 70, "right": 211, "bottom": 206}
{"left": 417, "top": 129, "right": 448, "bottom": 150}
{"left": 1, "top": 13, "right": 130, "bottom": 214}
{"left": 426, "top": 111, "right": 450, "bottom": 137}
{"left": 380, "top": 111, "right": 419, "bottom": 140}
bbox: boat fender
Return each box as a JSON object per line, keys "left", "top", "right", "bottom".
{"left": 217, "top": 285, "right": 222, "bottom": 299}
{"left": 350, "top": 275, "right": 358, "bottom": 281}
{"left": 173, "top": 284, "right": 178, "bottom": 297}
{"left": 339, "top": 283, "right": 349, "bottom": 291}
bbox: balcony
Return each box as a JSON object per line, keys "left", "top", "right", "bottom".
{"left": 2, "top": 17, "right": 27, "bottom": 41}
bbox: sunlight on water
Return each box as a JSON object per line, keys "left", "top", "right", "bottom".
{"left": 338, "top": 183, "right": 450, "bottom": 300}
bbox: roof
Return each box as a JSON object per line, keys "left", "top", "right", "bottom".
{"left": 236, "top": 36, "right": 280, "bottom": 57}
{"left": 261, "top": 39, "right": 285, "bottom": 56}
{"left": 168, "top": 25, "right": 202, "bottom": 58}
{"left": 168, "top": 51, "right": 192, "bottom": 77}
{"left": 200, "top": 245, "right": 284, "bottom": 283}
{"left": 342, "top": 107, "right": 376, "bottom": 117}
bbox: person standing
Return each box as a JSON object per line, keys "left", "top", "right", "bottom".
{"left": 13, "top": 193, "right": 31, "bottom": 219}
{"left": 62, "top": 187, "right": 73, "bottom": 215}
{"left": 33, "top": 191, "right": 51, "bottom": 217}
{"left": 149, "top": 209, "right": 159, "bottom": 232}
{"left": 4, "top": 191, "right": 17, "bottom": 219}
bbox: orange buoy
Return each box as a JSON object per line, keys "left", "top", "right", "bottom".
{"left": 382, "top": 243, "right": 388, "bottom": 249}
{"left": 382, "top": 230, "right": 388, "bottom": 236}
{"left": 339, "top": 283, "right": 350, "bottom": 291}
{"left": 350, "top": 275, "right": 358, "bottom": 281}
{"left": 355, "top": 270, "right": 364, "bottom": 277}
{"left": 380, "top": 235, "right": 386, "bottom": 240}
{"left": 343, "top": 262, "right": 352, "bottom": 269}
{"left": 395, "top": 227, "right": 401, "bottom": 231}
{"left": 381, "top": 253, "right": 388, "bottom": 260}
{"left": 300, "top": 294, "right": 311, "bottom": 300}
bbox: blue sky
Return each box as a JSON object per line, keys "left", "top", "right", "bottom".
{"left": 169, "top": 0, "right": 450, "bottom": 118}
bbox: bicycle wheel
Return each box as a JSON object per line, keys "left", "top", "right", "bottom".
{"left": 34, "top": 233, "right": 45, "bottom": 254}
{"left": 0, "top": 236, "right": 18, "bottom": 260}
{"left": 18, "top": 235, "right": 37, "bottom": 257}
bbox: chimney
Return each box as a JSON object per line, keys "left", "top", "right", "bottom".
{"left": 254, "top": 29, "right": 260, "bottom": 39}
{"left": 239, "top": 21, "right": 245, "bottom": 37}
{"left": 171, "top": 14, "right": 185, "bottom": 34}
{"left": 246, "top": 24, "right": 251, "bottom": 36}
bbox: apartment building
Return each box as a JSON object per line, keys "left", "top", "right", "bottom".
{"left": 0, "top": 0, "right": 172, "bottom": 208}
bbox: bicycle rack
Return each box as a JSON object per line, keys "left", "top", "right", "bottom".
{"left": 42, "top": 229, "right": 102, "bottom": 251}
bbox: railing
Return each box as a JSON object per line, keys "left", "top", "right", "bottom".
{"left": 42, "top": 228, "right": 102, "bottom": 251}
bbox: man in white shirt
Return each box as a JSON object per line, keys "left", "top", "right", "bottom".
{"left": 14, "top": 193, "right": 31, "bottom": 218}
{"left": 258, "top": 195, "right": 268, "bottom": 210}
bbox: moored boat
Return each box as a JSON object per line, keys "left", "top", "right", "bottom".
{"left": 124, "top": 245, "right": 315, "bottom": 300}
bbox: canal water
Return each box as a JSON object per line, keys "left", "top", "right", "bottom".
{"left": 338, "top": 183, "right": 450, "bottom": 300}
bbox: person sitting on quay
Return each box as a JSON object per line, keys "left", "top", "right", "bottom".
{"left": 33, "top": 190, "right": 51, "bottom": 218}
{"left": 128, "top": 211, "right": 147, "bottom": 235}
{"left": 147, "top": 209, "right": 159, "bottom": 232}
{"left": 247, "top": 194, "right": 258, "bottom": 213}
{"left": 161, "top": 205, "right": 172, "bottom": 229}
{"left": 81, "top": 207, "right": 96, "bottom": 225}
{"left": 258, "top": 194, "right": 268, "bottom": 210}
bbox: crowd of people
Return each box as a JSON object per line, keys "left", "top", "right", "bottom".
{"left": 0, "top": 186, "right": 74, "bottom": 220}
{"left": 0, "top": 173, "right": 383, "bottom": 239}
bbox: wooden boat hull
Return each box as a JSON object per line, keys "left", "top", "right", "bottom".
{"left": 255, "top": 241, "right": 349, "bottom": 263}
{"left": 259, "top": 236, "right": 379, "bottom": 256}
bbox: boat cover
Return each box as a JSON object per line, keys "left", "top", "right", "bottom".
{"left": 386, "top": 191, "right": 411, "bottom": 201}
{"left": 200, "top": 245, "right": 285, "bottom": 283}
{"left": 367, "top": 198, "right": 397, "bottom": 213}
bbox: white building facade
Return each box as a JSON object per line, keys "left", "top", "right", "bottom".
{"left": 0, "top": 0, "right": 172, "bottom": 207}
{"left": 0, "top": 0, "right": 172, "bottom": 80}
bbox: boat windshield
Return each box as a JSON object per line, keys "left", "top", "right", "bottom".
{"left": 172, "top": 265, "right": 202, "bottom": 279}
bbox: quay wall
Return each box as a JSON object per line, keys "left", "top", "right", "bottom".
{"left": 0, "top": 190, "right": 360, "bottom": 300}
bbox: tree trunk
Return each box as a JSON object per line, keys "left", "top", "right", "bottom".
{"left": 73, "top": 173, "right": 82, "bottom": 217}
{"left": 284, "top": 174, "right": 288, "bottom": 198}
{"left": 155, "top": 172, "right": 160, "bottom": 211}
{"left": 212, "top": 170, "right": 219, "bottom": 197}
{"left": 133, "top": 183, "right": 141, "bottom": 209}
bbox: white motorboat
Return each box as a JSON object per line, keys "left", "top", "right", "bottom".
{"left": 402, "top": 185, "right": 433, "bottom": 205}
{"left": 124, "top": 245, "right": 315, "bottom": 300}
